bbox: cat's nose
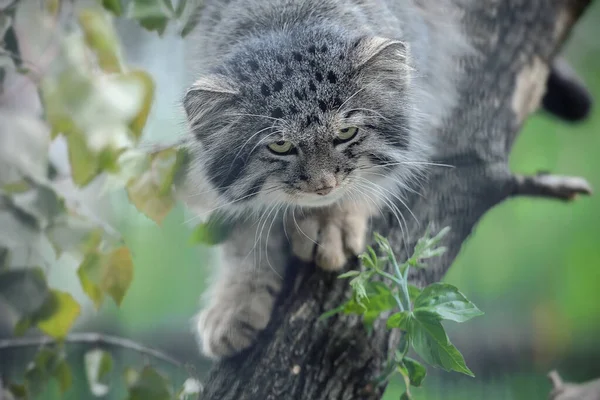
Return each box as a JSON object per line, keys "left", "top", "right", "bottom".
{"left": 315, "top": 185, "right": 334, "bottom": 196}
{"left": 314, "top": 175, "right": 336, "bottom": 195}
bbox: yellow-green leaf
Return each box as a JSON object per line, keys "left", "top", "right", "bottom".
{"left": 77, "top": 251, "right": 105, "bottom": 310}
{"left": 2, "top": 180, "right": 31, "bottom": 194}
{"left": 117, "top": 70, "right": 155, "bottom": 140}
{"left": 66, "top": 131, "right": 100, "bottom": 186}
{"left": 101, "top": 246, "right": 134, "bottom": 306}
{"left": 78, "top": 9, "right": 122, "bottom": 73}
{"left": 126, "top": 148, "right": 181, "bottom": 224}
{"left": 35, "top": 290, "right": 81, "bottom": 339}
{"left": 127, "top": 174, "right": 174, "bottom": 224}
{"left": 154, "top": 148, "right": 183, "bottom": 195}
{"left": 77, "top": 246, "right": 134, "bottom": 308}
{"left": 45, "top": 0, "right": 60, "bottom": 14}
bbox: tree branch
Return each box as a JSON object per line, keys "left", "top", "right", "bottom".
{"left": 0, "top": 332, "right": 184, "bottom": 369}
{"left": 510, "top": 173, "right": 592, "bottom": 200}
{"left": 200, "top": 1, "right": 596, "bottom": 399}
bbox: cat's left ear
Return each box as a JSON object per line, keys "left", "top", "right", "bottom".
{"left": 352, "top": 36, "right": 412, "bottom": 82}
{"left": 183, "top": 75, "right": 240, "bottom": 135}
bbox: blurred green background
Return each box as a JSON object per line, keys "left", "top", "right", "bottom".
{"left": 2, "top": 3, "right": 599, "bottom": 400}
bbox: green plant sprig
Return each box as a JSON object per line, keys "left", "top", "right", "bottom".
{"left": 323, "top": 226, "right": 484, "bottom": 399}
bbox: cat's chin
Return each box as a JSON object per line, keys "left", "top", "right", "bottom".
{"left": 291, "top": 192, "right": 345, "bottom": 208}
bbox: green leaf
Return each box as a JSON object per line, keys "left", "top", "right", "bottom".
{"left": 124, "top": 367, "right": 139, "bottom": 387}
{"left": 407, "top": 284, "right": 421, "bottom": 304}
{"left": 24, "top": 347, "right": 72, "bottom": 395}
{"left": 84, "top": 349, "right": 113, "bottom": 396}
{"left": 408, "top": 312, "right": 474, "bottom": 377}
{"left": 387, "top": 311, "right": 410, "bottom": 329}
{"left": 46, "top": 217, "right": 102, "bottom": 257}
{"left": 78, "top": 247, "right": 134, "bottom": 309}
{"left": 6, "top": 383, "right": 28, "bottom": 400}
{"left": 126, "top": 0, "right": 172, "bottom": 35}
{"left": 174, "top": 0, "right": 188, "bottom": 17}
{"left": 126, "top": 148, "right": 180, "bottom": 224}
{"left": 101, "top": 246, "right": 134, "bottom": 306}
{"left": 337, "top": 270, "right": 361, "bottom": 279}
{"left": 364, "top": 282, "right": 396, "bottom": 311}
{"left": 319, "top": 305, "right": 345, "bottom": 320}
{"left": 77, "top": 251, "right": 105, "bottom": 309}
{"left": 78, "top": 9, "right": 122, "bottom": 73}
{"left": 413, "top": 283, "right": 483, "bottom": 323}
{"left": 65, "top": 131, "right": 101, "bottom": 187}
{"left": 397, "top": 335, "right": 409, "bottom": 360}
{"left": 189, "top": 216, "right": 232, "bottom": 246}
{"left": 0, "top": 268, "right": 49, "bottom": 317}
{"left": 101, "top": 0, "right": 123, "bottom": 16}
{"left": 126, "top": 365, "right": 172, "bottom": 400}
{"left": 179, "top": 15, "right": 199, "bottom": 37}
{"left": 118, "top": 70, "right": 155, "bottom": 140}
{"left": 34, "top": 290, "right": 81, "bottom": 339}
{"left": 344, "top": 281, "right": 395, "bottom": 326}
{"left": 53, "top": 358, "right": 73, "bottom": 393}
{"left": 2, "top": 180, "right": 31, "bottom": 194}
{"left": 403, "top": 357, "right": 426, "bottom": 387}
{"left": 400, "top": 391, "right": 411, "bottom": 400}
{"left": 9, "top": 183, "right": 66, "bottom": 230}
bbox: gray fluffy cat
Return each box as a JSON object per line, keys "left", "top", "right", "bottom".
{"left": 180, "top": 0, "right": 471, "bottom": 359}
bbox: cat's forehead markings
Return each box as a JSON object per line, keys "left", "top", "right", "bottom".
{"left": 230, "top": 42, "right": 352, "bottom": 126}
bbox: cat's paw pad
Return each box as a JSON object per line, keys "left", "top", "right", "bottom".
{"left": 195, "top": 291, "right": 275, "bottom": 359}
{"left": 289, "top": 204, "right": 370, "bottom": 271}
{"left": 314, "top": 221, "right": 347, "bottom": 271}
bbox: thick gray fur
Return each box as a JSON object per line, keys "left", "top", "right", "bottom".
{"left": 180, "top": 0, "right": 472, "bottom": 359}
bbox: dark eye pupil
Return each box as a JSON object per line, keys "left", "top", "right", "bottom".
{"left": 340, "top": 128, "right": 349, "bottom": 133}
{"left": 276, "top": 140, "right": 285, "bottom": 145}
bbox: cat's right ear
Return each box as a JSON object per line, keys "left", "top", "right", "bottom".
{"left": 183, "top": 75, "right": 239, "bottom": 135}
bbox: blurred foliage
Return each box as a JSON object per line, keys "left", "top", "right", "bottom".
{"left": 0, "top": 0, "right": 202, "bottom": 398}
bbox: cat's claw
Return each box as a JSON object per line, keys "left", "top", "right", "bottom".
{"left": 289, "top": 203, "right": 370, "bottom": 271}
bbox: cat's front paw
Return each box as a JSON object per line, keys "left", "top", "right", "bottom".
{"left": 195, "top": 289, "right": 276, "bottom": 359}
{"left": 289, "top": 203, "right": 371, "bottom": 271}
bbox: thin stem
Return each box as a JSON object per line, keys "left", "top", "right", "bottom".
{"left": 379, "top": 254, "right": 413, "bottom": 311}
{"left": 400, "top": 272, "right": 412, "bottom": 311}
{"left": 375, "top": 269, "right": 404, "bottom": 287}
{"left": 0, "top": 332, "right": 184, "bottom": 369}
{"left": 393, "top": 293, "right": 405, "bottom": 312}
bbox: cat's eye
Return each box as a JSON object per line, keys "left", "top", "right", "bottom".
{"left": 267, "top": 140, "right": 294, "bottom": 154}
{"left": 336, "top": 127, "right": 359, "bottom": 142}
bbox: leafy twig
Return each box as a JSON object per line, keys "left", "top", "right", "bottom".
{"left": 326, "top": 226, "right": 484, "bottom": 398}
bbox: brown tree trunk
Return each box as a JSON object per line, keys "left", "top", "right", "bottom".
{"left": 201, "top": 1, "right": 594, "bottom": 399}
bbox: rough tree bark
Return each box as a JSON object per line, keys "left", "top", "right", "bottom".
{"left": 201, "top": 1, "right": 595, "bottom": 399}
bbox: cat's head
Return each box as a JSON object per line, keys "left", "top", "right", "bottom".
{"left": 183, "top": 29, "right": 429, "bottom": 218}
